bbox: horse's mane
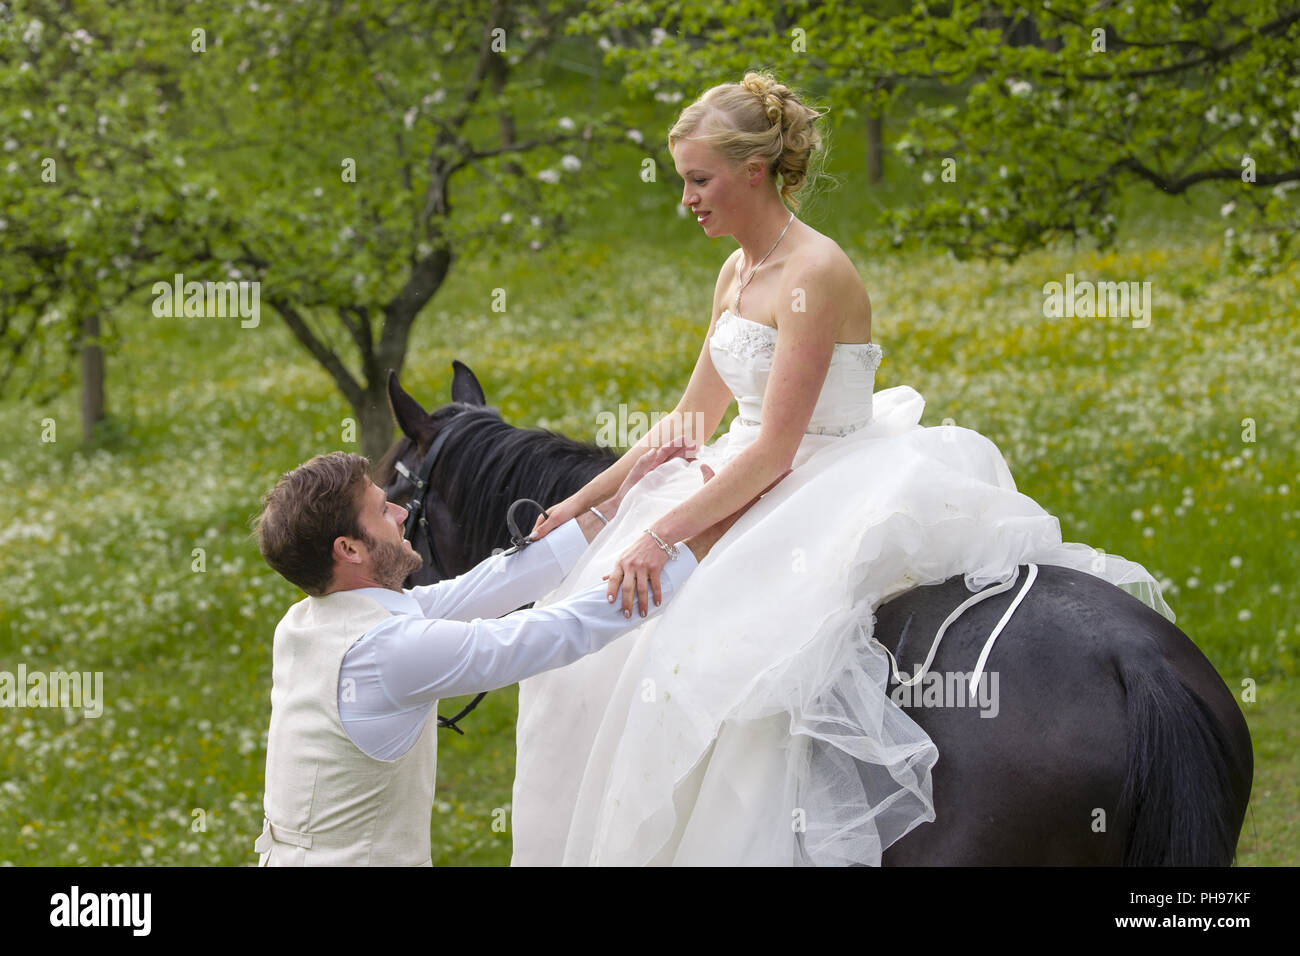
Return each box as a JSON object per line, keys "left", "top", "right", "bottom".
{"left": 392, "top": 406, "right": 617, "bottom": 563}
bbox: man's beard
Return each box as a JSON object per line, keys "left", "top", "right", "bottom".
{"left": 364, "top": 532, "right": 424, "bottom": 589}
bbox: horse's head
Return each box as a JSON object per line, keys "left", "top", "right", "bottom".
{"left": 376, "top": 361, "right": 493, "bottom": 587}
{"left": 378, "top": 359, "right": 619, "bottom": 589}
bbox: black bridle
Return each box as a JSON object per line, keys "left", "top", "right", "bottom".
{"left": 393, "top": 425, "right": 457, "bottom": 582}
{"left": 391, "top": 425, "right": 549, "bottom": 735}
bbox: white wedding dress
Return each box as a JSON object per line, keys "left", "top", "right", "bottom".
{"left": 511, "top": 308, "right": 1174, "bottom": 866}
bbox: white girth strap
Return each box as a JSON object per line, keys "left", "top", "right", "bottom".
{"left": 881, "top": 564, "right": 1038, "bottom": 698}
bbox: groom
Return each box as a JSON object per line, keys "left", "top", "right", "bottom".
{"left": 251, "top": 437, "right": 748, "bottom": 866}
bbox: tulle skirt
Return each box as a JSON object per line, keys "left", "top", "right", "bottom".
{"left": 510, "top": 386, "right": 1174, "bottom": 866}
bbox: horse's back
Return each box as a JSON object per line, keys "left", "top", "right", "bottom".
{"left": 871, "top": 564, "right": 1251, "bottom": 865}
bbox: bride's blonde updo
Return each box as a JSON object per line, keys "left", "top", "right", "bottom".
{"left": 668, "top": 71, "right": 827, "bottom": 211}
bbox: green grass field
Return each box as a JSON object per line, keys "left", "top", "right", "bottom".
{"left": 1, "top": 99, "right": 1295, "bottom": 865}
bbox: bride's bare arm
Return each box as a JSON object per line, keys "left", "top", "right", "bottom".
{"left": 531, "top": 255, "right": 740, "bottom": 537}
{"left": 644, "top": 252, "right": 844, "bottom": 546}
{"left": 541, "top": 399, "right": 717, "bottom": 520}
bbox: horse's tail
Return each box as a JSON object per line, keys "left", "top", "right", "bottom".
{"left": 1115, "top": 659, "right": 1244, "bottom": 866}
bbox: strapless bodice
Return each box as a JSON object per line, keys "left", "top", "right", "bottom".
{"left": 707, "top": 309, "right": 883, "bottom": 437}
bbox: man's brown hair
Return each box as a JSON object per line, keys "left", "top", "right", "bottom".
{"left": 255, "top": 452, "right": 374, "bottom": 596}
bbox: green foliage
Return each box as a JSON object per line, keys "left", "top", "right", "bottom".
{"left": 0, "top": 0, "right": 655, "bottom": 449}
{"left": 0, "top": 1, "right": 195, "bottom": 397}
{"left": 574, "top": 0, "right": 1299, "bottom": 271}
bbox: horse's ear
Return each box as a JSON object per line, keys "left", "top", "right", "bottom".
{"left": 387, "top": 369, "right": 430, "bottom": 441}
{"left": 450, "top": 360, "right": 487, "bottom": 406}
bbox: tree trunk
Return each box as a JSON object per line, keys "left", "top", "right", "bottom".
{"left": 80, "top": 311, "right": 105, "bottom": 441}
{"left": 358, "top": 378, "right": 397, "bottom": 464}
{"left": 866, "top": 112, "right": 885, "bottom": 184}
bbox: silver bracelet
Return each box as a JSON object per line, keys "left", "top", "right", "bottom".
{"left": 589, "top": 506, "right": 609, "bottom": 526}
{"left": 644, "top": 528, "right": 679, "bottom": 560}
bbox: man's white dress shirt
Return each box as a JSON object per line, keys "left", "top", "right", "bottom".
{"left": 339, "top": 518, "right": 698, "bottom": 759}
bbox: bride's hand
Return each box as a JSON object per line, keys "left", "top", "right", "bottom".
{"left": 604, "top": 530, "right": 674, "bottom": 619}
{"left": 528, "top": 498, "right": 584, "bottom": 541}
{"left": 603, "top": 459, "right": 716, "bottom": 619}
{"left": 613, "top": 435, "right": 697, "bottom": 503}
{"left": 530, "top": 435, "right": 698, "bottom": 542}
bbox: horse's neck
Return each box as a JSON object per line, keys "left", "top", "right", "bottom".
{"left": 449, "top": 430, "right": 611, "bottom": 568}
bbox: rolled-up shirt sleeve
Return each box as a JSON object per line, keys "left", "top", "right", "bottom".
{"left": 378, "top": 543, "right": 698, "bottom": 704}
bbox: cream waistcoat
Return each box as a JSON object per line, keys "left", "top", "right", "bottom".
{"left": 256, "top": 588, "right": 437, "bottom": 866}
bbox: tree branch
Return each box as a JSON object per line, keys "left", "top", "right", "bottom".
{"left": 1037, "top": 8, "right": 1300, "bottom": 82}
{"left": 1111, "top": 158, "right": 1300, "bottom": 193}
{"left": 266, "top": 297, "right": 363, "bottom": 408}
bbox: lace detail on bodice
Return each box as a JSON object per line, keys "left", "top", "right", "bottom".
{"left": 711, "top": 310, "right": 883, "bottom": 372}
{"left": 708, "top": 310, "right": 883, "bottom": 437}
{"left": 718, "top": 313, "right": 784, "bottom": 362}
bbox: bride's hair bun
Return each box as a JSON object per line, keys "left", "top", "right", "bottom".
{"left": 742, "top": 72, "right": 786, "bottom": 128}
{"left": 668, "top": 70, "right": 828, "bottom": 211}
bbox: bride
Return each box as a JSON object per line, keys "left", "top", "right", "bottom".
{"left": 512, "top": 71, "right": 1173, "bottom": 866}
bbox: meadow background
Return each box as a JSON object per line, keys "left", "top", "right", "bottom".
{"left": 1, "top": 47, "right": 1297, "bottom": 865}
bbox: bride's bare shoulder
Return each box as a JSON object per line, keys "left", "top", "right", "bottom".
{"left": 788, "top": 228, "right": 859, "bottom": 282}
{"left": 782, "top": 230, "right": 873, "bottom": 334}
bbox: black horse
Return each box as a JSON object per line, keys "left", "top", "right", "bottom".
{"left": 377, "top": 363, "right": 1253, "bottom": 866}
